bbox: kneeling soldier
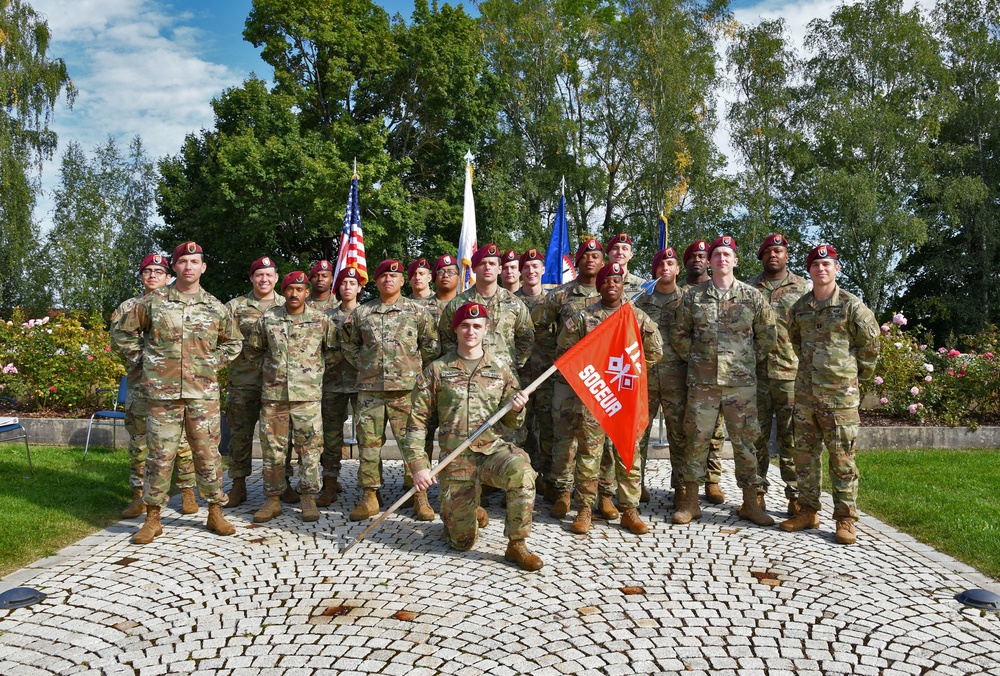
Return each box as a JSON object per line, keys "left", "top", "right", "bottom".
{"left": 243, "top": 272, "right": 339, "bottom": 523}
{"left": 405, "top": 302, "right": 543, "bottom": 571}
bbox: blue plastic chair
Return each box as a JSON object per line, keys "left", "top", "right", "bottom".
{"left": 83, "top": 376, "right": 128, "bottom": 459}
{"left": 0, "top": 397, "right": 31, "bottom": 473}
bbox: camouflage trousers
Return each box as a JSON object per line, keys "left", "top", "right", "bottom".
{"left": 144, "top": 398, "right": 227, "bottom": 508}
{"left": 794, "top": 405, "right": 860, "bottom": 520}
{"left": 320, "top": 391, "right": 357, "bottom": 479}
{"left": 225, "top": 387, "right": 262, "bottom": 480}
{"left": 124, "top": 390, "right": 194, "bottom": 490}
{"left": 756, "top": 377, "right": 798, "bottom": 499}
{"left": 582, "top": 434, "right": 643, "bottom": 510}
{"left": 260, "top": 400, "right": 322, "bottom": 497}
{"left": 684, "top": 384, "right": 761, "bottom": 488}
{"left": 518, "top": 378, "right": 554, "bottom": 478}
{"left": 356, "top": 390, "right": 411, "bottom": 489}
{"left": 548, "top": 380, "right": 598, "bottom": 493}
{"left": 440, "top": 442, "right": 535, "bottom": 551}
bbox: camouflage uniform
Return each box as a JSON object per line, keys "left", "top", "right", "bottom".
{"left": 111, "top": 295, "right": 196, "bottom": 491}
{"left": 321, "top": 303, "right": 358, "bottom": 482}
{"left": 224, "top": 292, "right": 284, "bottom": 480}
{"left": 672, "top": 280, "right": 776, "bottom": 488}
{"left": 514, "top": 288, "right": 552, "bottom": 473}
{"left": 242, "top": 305, "right": 338, "bottom": 497}
{"left": 789, "top": 285, "right": 879, "bottom": 519}
{"left": 341, "top": 297, "right": 438, "bottom": 488}
{"left": 113, "top": 285, "right": 243, "bottom": 507}
{"left": 556, "top": 301, "right": 663, "bottom": 509}
{"left": 439, "top": 287, "right": 533, "bottom": 370}
{"left": 402, "top": 349, "right": 534, "bottom": 551}
{"left": 306, "top": 293, "right": 338, "bottom": 313}
{"left": 750, "top": 271, "right": 810, "bottom": 499}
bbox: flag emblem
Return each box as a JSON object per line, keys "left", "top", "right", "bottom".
{"left": 605, "top": 355, "right": 636, "bottom": 391}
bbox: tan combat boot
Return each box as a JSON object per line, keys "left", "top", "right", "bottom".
{"left": 413, "top": 491, "right": 436, "bottom": 522}
{"left": 787, "top": 498, "right": 799, "bottom": 517}
{"left": 132, "top": 505, "right": 162, "bottom": 544}
{"left": 543, "top": 481, "right": 560, "bottom": 505}
{"left": 316, "top": 477, "right": 340, "bottom": 507}
{"left": 704, "top": 482, "right": 726, "bottom": 504}
{"left": 207, "top": 503, "right": 236, "bottom": 535}
{"left": 835, "top": 518, "right": 857, "bottom": 545}
{"left": 550, "top": 490, "right": 571, "bottom": 518}
{"left": 280, "top": 478, "right": 300, "bottom": 504}
{"left": 757, "top": 489, "right": 766, "bottom": 510}
{"left": 505, "top": 539, "right": 544, "bottom": 571}
{"left": 253, "top": 496, "right": 283, "bottom": 523}
{"left": 225, "top": 477, "right": 247, "bottom": 508}
{"left": 671, "top": 482, "right": 702, "bottom": 525}
{"left": 122, "top": 487, "right": 146, "bottom": 518}
{"left": 620, "top": 507, "right": 649, "bottom": 535}
{"left": 779, "top": 508, "right": 819, "bottom": 532}
{"left": 349, "top": 488, "right": 380, "bottom": 521}
{"left": 597, "top": 494, "right": 619, "bottom": 520}
{"left": 737, "top": 486, "right": 775, "bottom": 526}
{"left": 300, "top": 493, "right": 319, "bottom": 522}
{"left": 477, "top": 507, "right": 489, "bottom": 528}
{"left": 570, "top": 505, "right": 592, "bottom": 534}
{"left": 180, "top": 487, "right": 198, "bottom": 515}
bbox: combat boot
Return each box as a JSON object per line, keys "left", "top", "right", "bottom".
{"left": 543, "top": 480, "right": 560, "bottom": 504}
{"left": 505, "top": 539, "right": 544, "bottom": 571}
{"left": 253, "top": 496, "right": 283, "bottom": 523}
{"left": 132, "top": 505, "right": 161, "bottom": 544}
{"left": 756, "top": 489, "right": 766, "bottom": 510}
{"left": 737, "top": 486, "right": 774, "bottom": 526}
{"left": 477, "top": 506, "right": 489, "bottom": 528}
{"left": 550, "top": 490, "right": 571, "bottom": 518}
{"left": 704, "top": 482, "right": 725, "bottom": 504}
{"left": 640, "top": 485, "right": 651, "bottom": 503}
{"left": 180, "top": 487, "right": 198, "bottom": 515}
{"left": 315, "top": 477, "right": 340, "bottom": 507}
{"left": 300, "top": 494, "right": 319, "bottom": 522}
{"left": 280, "top": 478, "right": 300, "bottom": 504}
{"left": 787, "top": 498, "right": 799, "bottom": 516}
{"left": 597, "top": 494, "right": 619, "bottom": 520}
{"left": 207, "top": 503, "right": 236, "bottom": 535}
{"left": 349, "top": 488, "right": 380, "bottom": 521}
{"left": 778, "top": 508, "right": 819, "bottom": 532}
{"left": 225, "top": 477, "right": 247, "bottom": 508}
{"left": 671, "top": 482, "right": 702, "bottom": 525}
{"left": 122, "top": 487, "right": 145, "bottom": 518}
{"left": 413, "top": 491, "right": 436, "bottom": 521}
{"left": 620, "top": 508, "right": 649, "bottom": 535}
{"left": 570, "top": 505, "right": 592, "bottom": 534}
{"left": 835, "top": 518, "right": 857, "bottom": 545}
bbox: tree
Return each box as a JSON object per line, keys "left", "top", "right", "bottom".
{"left": 0, "top": 0, "right": 75, "bottom": 310}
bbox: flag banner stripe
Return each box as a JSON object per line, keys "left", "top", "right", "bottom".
{"left": 543, "top": 195, "right": 576, "bottom": 286}
{"left": 335, "top": 177, "right": 368, "bottom": 285}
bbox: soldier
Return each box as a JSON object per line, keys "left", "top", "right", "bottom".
{"left": 224, "top": 256, "right": 284, "bottom": 508}
{"left": 114, "top": 241, "right": 242, "bottom": 544}
{"left": 750, "top": 234, "right": 810, "bottom": 515}
{"left": 432, "top": 254, "right": 460, "bottom": 308}
{"left": 408, "top": 258, "right": 435, "bottom": 302}
{"left": 242, "top": 272, "right": 338, "bottom": 523}
{"left": 514, "top": 249, "right": 552, "bottom": 486}
{"left": 680, "top": 240, "right": 728, "bottom": 505}
{"left": 405, "top": 302, "right": 542, "bottom": 571}
{"left": 307, "top": 260, "right": 338, "bottom": 312}
{"left": 557, "top": 262, "right": 663, "bottom": 535}
{"left": 779, "top": 244, "right": 880, "bottom": 544}
{"left": 317, "top": 266, "right": 363, "bottom": 507}
{"left": 341, "top": 259, "right": 439, "bottom": 522}
{"left": 604, "top": 233, "right": 646, "bottom": 293}
{"left": 635, "top": 247, "right": 686, "bottom": 504}
{"left": 671, "top": 235, "right": 777, "bottom": 527}
{"left": 500, "top": 249, "right": 521, "bottom": 293}
{"left": 112, "top": 253, "right": 198, "bottom": 519}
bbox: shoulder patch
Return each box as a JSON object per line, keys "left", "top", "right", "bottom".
{"left": 565, "top": 316, "right": 576, "bottom": 331}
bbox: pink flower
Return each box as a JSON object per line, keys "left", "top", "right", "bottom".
{"left": 908, "top": 404, "right": 918, "bottom": 414}
{"left": 918, "top": 403, "right": 924, "bottom": 409}
{"left": 881, "top": 325, "right": 891, "bottom": 333}
{"left": 879, "top": 397, "right": 888, "bottom": 404}
{"left": 919, "top": 344, "right": 927, "bottom": 350}
{"left": 49, "top": 386, "right": 56, "bottom": 393}
{"left": 986, "top": 353, "right": 994, "bottom": 361}
{"left": 2, "top": 363, "right": 16, "bottom": 374}
{"left": 948, "top": 349, "right": 961, "bottom": 358}
{"left": 948, "top": 370, "right": 955, "bottom": 376}
{"left": 938, "top": 347, "right": 947, "bottom": 354}
{"left": 924, "top": 375, "right": 932, "bottom": 382}
{"left": 874, "top": 376, "right": 884, "bottom": 385}
{"left": 892, "top": 313, "right": 907, "bottom": 326}
{"left": 86, "top": 355, "right": 94, "bottom": 361}
{"left": 910, "top": 386, "right": 920, "bottom": 396}
{"left": 104, "top": 346, "right": 111, "bottom": 353}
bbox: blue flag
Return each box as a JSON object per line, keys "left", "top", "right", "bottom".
{"left": 542, "top": 196, "right": 576, "bottom": 288}
{"left": 658, "top": 213, "right": 668, "bottom": 251}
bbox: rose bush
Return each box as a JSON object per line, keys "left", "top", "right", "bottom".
{"left": 0, "top": 309, "right": 126, "bottom": 413}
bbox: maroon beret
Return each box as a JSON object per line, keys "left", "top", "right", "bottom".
{"left": 605, "top": 233, "right": 633, "bottom": 252}
{"left": 309, "top": 260, "right": 333, "bottom": 278}
{"left": 172, "top": 241, "right": 203, "bottom": 263}
{"left": 683, "top": 240, "right": 708, "bottom": 264}
{"left": 281, "top": 271, "right": 309, "bottom": 293}
{"left": 374, "top": 259, "right": 404, "bottom": 279}
{"left": 334, "top": 266, "right": 362, "bottom": 299}
{"left": 434, "top": 254, "right": 459, "bottom": 273}
{"left": 471, "top": 243, "right": 501, "bottom": 268}
{"left": 575, "top": 238, "right": 603, "bottom": 265}
{"left": 451, "top": 301, "right": 489, "bottom": 330}
{"left": 596, "top": 262, "right": 626, "bottom": 290}
{"left": 757, "top": 233, "right": 788, "bottom": 260}
{"left": 249, "top": 256, "right": 277, "bottom": 275}
{"left": 651, "top": 247, "right": 678, "bottom": 277}
{"left": 407, "top": 258, "right": 431, "bottom": 279}
{"left": 708, "top": 235, "right": 737, "bottom": 258}
{"left": 806, "top": 243, "right": 838, "bottom": 269}
{"left": 140, "top": 253, "right": 169, "bottom": 273}
{"left": 519, "top": 248, "right": 543, "bottom": 269}
{"left": 501, "top": 249, "right": 518, "bottom": 264}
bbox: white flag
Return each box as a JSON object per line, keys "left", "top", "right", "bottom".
{"left": 458, "top": 150, "right": 478, "bottom": 292}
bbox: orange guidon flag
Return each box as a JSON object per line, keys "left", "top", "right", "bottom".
{"left": 554, "top": 303, "right": 648, "bottom": 472}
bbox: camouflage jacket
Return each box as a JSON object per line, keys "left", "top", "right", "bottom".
{"left": 306, "top": 293, "right": 339, "bottom": 313}
{"left": 226, "top": 291, "right": 284, "bottom": 391}
{"left": 635, "top": 286, "right": 687, "bottom": 387}
{"left": 322, "top": 304, "right": 356, "bottom": 394}
{"left": 110, "top": 294, "right": 147, "bottom": 392}
{"left": 749, "top": 271, "right": 810, "bottom": 381}
{"left": 242, "top": 305, "right": 337, "bottom": 402}
{"left": 515, "top": 287, "right": 549, "bottom": 384}
{"left": 557, "top": 302, "right": 663, "bottom": 372}
{"left": 531, "top": 280, "right": 599, "bottom": 382}
{"left": 789, "top": 285, "right": 880, "bottom": 409}
{"left": 439, "top": 286, "right": 534, "bottom": 369}
{"left": 341, "top": 296, "right": 438, "bottom": 392}
{"left": 671, "top": 279, "right": 777, "bottom": 387}
{"left": 112, "top": 285, "right": 242, "bottom": 400}
{"left": 402, "top": 349, "right": 524, "bottom": 474}
{"left": 622, "top": 271, "right": 647, "bottom": 296}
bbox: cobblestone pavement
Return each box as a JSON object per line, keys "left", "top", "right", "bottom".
{"left": 1, "top": 459, "right": 998, "bottom": 676}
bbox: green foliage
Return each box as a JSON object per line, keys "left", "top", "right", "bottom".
{"left": 0, "top": 309, "right": 125, "bottom": 412}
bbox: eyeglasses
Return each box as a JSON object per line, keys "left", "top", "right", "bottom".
{"left": 436, "top": 269, "right": 458, "bottom": 277}
{"left": 141, "top": 269, "right": 167, "bottom": 277}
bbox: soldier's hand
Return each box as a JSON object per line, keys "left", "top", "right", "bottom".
{"left": 413, "top": 469, "right": 436, "bottom": 492}
{"left": 510, "top": 390, "right": 529, "bottom": 412}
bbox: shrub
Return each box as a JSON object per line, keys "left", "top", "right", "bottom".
{"left": 0, "top": 309, "right": 126, "bottom": 413}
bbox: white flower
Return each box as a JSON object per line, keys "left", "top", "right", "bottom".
{"left": 80, "top": 344, "right": 90, "bottom": 354}
{"left": 894, "top": 342, "right": 903, "bottom": 349}
{"left": 923, "top": 363, "right": 933, "bottom": 372}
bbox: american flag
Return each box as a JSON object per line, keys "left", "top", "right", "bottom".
{"left": 334, "top": 175, "right": 368, "bottom": 284}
